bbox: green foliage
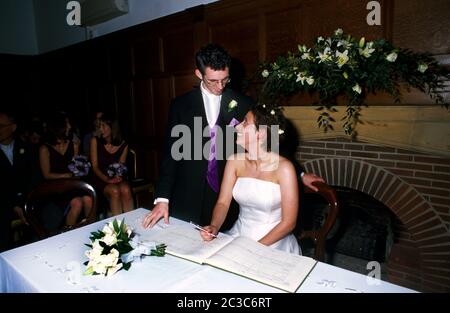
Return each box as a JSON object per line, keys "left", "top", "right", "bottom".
{"left": 150, "top": 244, "right": 167, "bottom": 257}
{"left": 258, "top": 29, "right": 449, "bottom": 135}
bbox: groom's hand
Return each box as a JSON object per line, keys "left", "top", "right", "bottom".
{"left": 142, "top": 202, "right": 169, "bottom": 228}
{"left": 301, "top": 173, "right": 325, "bottom": 192}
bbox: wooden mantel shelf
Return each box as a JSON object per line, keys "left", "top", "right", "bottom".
{"left": 284, "top": 105, "right": 450, "bottom": 158}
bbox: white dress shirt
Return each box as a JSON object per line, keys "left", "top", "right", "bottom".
{"left": 200, "top": 81, "right": 221, "bottom": 128}
{"left": 0, "top": 140, "right": 14, "bottom": 165}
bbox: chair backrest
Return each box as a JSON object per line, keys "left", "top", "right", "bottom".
{"left": 298, "top": 181, "right": 340, "bottom": 262}
{"left": 24, "top": 179, "right": 97, "bottom": 239}
{"left": 126, "top": 148, "right": 154, "bottom": 208}
{"left": 127, "top": 148, "right": 138, "bottom": 179}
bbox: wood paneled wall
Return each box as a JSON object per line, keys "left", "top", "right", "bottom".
{"left": 1, "top": 0, "right": 449, "bottom": 182}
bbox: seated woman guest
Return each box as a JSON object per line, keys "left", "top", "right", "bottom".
{"left": 90, "top": 113, "right": 134, "bottom": 216}
{"left": 39, "top": 112, "right": 93, "bottom": 229}
{"left": 200, "top": 104, "right": 301, "bottom": 254}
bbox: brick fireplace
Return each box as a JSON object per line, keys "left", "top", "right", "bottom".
{"left": 297, "top": 137, "right": 450, "bottom": 292}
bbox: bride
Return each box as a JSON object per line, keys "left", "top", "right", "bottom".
{"left": 200, "top": 104, "right": 300, "bottom": 254}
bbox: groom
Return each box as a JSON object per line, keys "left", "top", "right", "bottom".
{"left": 143, "top": 44, "right": 324, "bottom": 229}
{"left": 144, "top": 44, "right": 253, "bottom": 229}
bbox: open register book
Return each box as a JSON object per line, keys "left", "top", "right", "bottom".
{"left": 139, "top": 223, "right": 317, "bottom": 293}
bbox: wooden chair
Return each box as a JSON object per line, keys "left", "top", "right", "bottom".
{"left": 298, "top": 181, "right": 340, "bottom": 262}
{"left": 24, "top": 179, "right": 97, "bottom": 239}
{"left": 10, "top": 218, "right": 26, "bottom": 246}
{"left": 128, "top": 149, "right": 154, "bottom": 208}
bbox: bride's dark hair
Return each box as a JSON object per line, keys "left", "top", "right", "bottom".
{"left": 251, "top": 103, "right": 286, "bottom": 152}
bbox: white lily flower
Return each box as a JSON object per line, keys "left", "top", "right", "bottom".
{"left": 301, "top": 52, "right": 311, "bottom": 60}
{"left": 92, "top": 260, "right": 107, "bottom": 275}
{"left": 359, "top": 46, "right": 375, "bottom": 58}
{"left": 262, "top": 69, "right": 269, "bottom": 77}
{"left": 334, "top": 28, "right": 343, "bottom": 36}
{"left": 103, "top": 233, "right": 118, "bottom": 246}
{"left": 336, "top": 50, "right": 349, "bottom": 67}
{"left": 306, "top": 76, "right": 315, "bottom": 85}
{"left": 386, "top": 51, "right": 398, "bottom": 62}
{"left": 296, "top": 72, "right": 307, "bottom": 85}
{"left": 317, "top": 47, "right": 332, "bottom": 63}
{"left": 126, "top": 226, "right": 133, "bottom": 237}
{"left": 85, "top": 247, "right": 102, "bottom": 260}
{"left": 102, "top": 224, "right": 114, "bottom": 235}
{"left": 102, "top": 249, "right": 119, "bottom": 267}
{"left": 107, "top": 263, "right": 123, "bottom": 277}
{"left": 352, "top": 84, "right": 362, "bottom": 94}
{"left": 417, "top": 63, "right": 428, "bottom": 73}
{"left": 298, "top": 44, "right": 307, "bottom": 53}
{"left": 92, "top": 239, "right": 103, "bottom": 252}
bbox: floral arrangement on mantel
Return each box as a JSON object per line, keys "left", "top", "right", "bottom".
{"left": 258, "top": 29, "right": 449, "bottom": 135}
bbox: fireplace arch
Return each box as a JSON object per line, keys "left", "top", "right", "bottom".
{"left": 302, "top": 157, "right": 450, "bottom": 292}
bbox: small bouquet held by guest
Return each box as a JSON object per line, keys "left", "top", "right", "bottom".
{"left": 68, "top": 155, "right": 91, "bottom": 177}
{"left": 84, "top": 219, "right": 166, "bottom": 277}
{"left": 107, "top": 162, "right": 128, "bottom": 178}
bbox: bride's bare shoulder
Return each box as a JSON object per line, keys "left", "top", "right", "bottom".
{"left": 276, "top": 156, "right": 296, "bottom": 175}
{"left": 227, "top": 152, "right": 246, "bottom": 162}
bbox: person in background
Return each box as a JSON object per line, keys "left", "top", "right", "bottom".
{"left": 90, "top": 113, "right": 134, "bottom": 216}
{"left": 0, "top": 110, "right": 39, "bottom": 251}
{"left": 39, "top": 112, "right": 93, "bottom": 229}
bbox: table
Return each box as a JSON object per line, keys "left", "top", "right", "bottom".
{"left": 0, "top": 208, "right": 416, "bottom": 293}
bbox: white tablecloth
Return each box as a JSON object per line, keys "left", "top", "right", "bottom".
{"left": 0, "top": 208, "right": 416, "bottom": 293}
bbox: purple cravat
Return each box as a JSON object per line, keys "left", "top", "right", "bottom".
{"left": 206, "top": 118, "right": 241, "bottom": 193}
{"left": 207, "top": 125, "right": 219, "bottom": 193}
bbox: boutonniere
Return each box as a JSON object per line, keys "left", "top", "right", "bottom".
{"left": 19, "top": 148, "right": 25, "bottom": 154}
{"left": 228, "top": 100, "right": 238, "bottom": 112}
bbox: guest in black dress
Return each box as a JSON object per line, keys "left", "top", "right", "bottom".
{"left": 39, "top": 113, "right": 93, "bottom": 228}
{"left": 90, "top": 113, "right": 134, "bottom": 216}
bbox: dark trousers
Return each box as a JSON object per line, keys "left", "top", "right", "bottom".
{"left": 0, "top": 207, "right": 12, "bottom": 252}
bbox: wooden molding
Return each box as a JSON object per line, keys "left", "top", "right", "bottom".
{"left": 284, "top": 105, "right": 450, "bottom": 157}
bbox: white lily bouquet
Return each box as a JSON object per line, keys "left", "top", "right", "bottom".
{"left": 84, "top": 219, "right": 166, "bottom": 277}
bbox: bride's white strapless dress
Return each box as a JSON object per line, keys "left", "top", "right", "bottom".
{"left": 226, "top": 177, "right": 301, "bottom": 254}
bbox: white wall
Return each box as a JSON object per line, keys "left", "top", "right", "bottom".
{"left": 0, "top": 0, "right": 38, "bottom": 55}
{"left": 0, "top": 0, "right": 219, "bottom": 55}
{"left": 91, "top": 0, "right": 219, "bottom": 38}
{"left": 33, "top": 0, "right": 86, "bottom": 54}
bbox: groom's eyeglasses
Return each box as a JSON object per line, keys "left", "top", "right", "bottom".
{"left": 203, "top": 76, "right": 230, "bottom": 87}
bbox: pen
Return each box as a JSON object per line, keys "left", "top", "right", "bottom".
{"left": 189, "top": 221, "right": 217, "bottom": 238}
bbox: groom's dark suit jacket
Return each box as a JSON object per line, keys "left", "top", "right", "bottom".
{"left": 155, "top": 87, "right": 253, "bottom": 226}
{"left": 0, "top": 139, "right": 39, "bottom": 251}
